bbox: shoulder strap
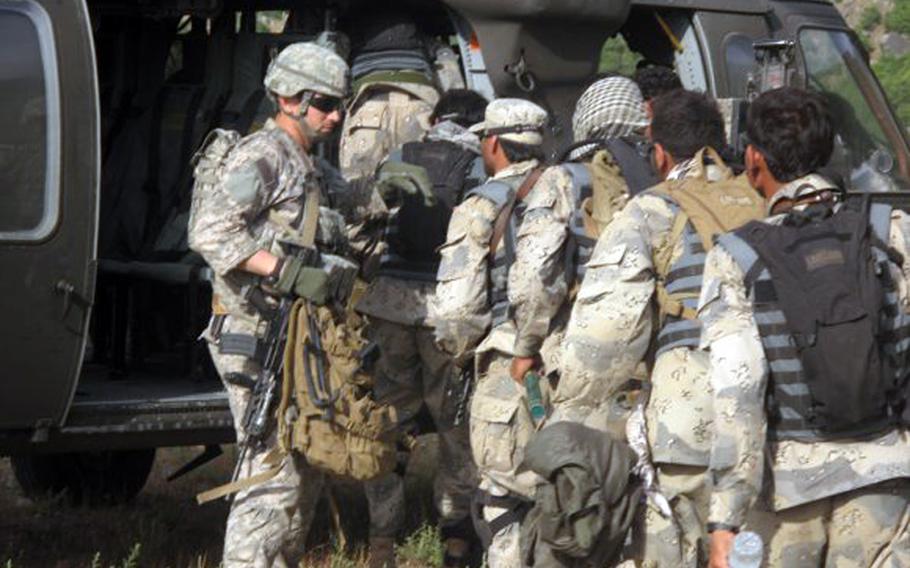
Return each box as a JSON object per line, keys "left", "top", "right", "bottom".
{"left": 603, "top": 137, "right": 660, "bottom": 196}
{"left": 870, "top": 201, "right": 893, "bottom": 244}
{"left": 489, "top": 167, "right": 546, "bottom": 257}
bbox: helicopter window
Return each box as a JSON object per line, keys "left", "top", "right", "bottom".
{"left": 0, "top": 2, "right": 60, "bottom": 241}
{"left": 799, "top": 28, "right": 910, "bottom": 189}
{"left": 724, "top": 33, "right": 754, "bottom": 98}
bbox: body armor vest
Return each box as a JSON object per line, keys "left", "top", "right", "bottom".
{"left": 649, "top": 196, "right": 707, "bottom": 356}
{"left": 466, "top": 177, "right": 524, "bottom": 327}
{"left": 720, "top": 202, "right": 910, "bottom": 441}
{"left": 560, "top": 163, "right": 597, "bottom": 283}
{"left": 380, "top": 140, "right": 480, "bottom": 282}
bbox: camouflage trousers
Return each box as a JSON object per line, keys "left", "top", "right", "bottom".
{"left": 364, "top": 318, "right": 476, "bottom": 538}
{"left": 470, "top": 353, "right": 548, "bottom": 568}
{"left": 208, "top": 342, "right": 326, "bottom": 568}
{"left": 637, "top": 464, "right": 710, "bottom": 568}
{"left": 755, "top": 478, "right": 910, "bottom": 567}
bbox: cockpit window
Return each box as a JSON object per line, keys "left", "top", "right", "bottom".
{"left": 799, "top": 28, "right": 910, "bottom": 191}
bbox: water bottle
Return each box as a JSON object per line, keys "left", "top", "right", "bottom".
{"left": 728, "top": 531, "right": 763, "bottom": 568}
{"left": 524, "top": 372, "right": 546, "bottom": 426}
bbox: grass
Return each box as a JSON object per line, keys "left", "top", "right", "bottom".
{"left": 0, "top": 437, "right": 444, "bottom": 568}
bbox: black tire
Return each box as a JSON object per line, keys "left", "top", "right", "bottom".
{"left": 11, "top": 448, "right": 156, "bottom": 506}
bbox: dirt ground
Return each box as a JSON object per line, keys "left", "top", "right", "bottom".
{"left": 0, "top": 439, "right": 441, "bottom": 568}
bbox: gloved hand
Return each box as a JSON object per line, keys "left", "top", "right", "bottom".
{"left": 272, "top": 256, "right": 330, "bottom": 304}
{"left": 375, "top": 162, "right": 437, "bottom": 208}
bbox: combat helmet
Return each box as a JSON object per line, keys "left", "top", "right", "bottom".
{"left": 264, "top": 42, "right": 350, "bottom": 99}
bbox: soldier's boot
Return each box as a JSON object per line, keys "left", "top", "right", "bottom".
{"left": 369, "top": 536, "right": 397, "bottom": 568}
{"left": 442, "top": 537, "right": 471, "bottom": 567}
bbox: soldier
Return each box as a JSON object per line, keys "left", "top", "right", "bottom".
{"left": 554, "top": 90, "right": 765, "bottom": 567}
{"left": 432, "top": 97, "right": 572, "bottom": 568}
{"left": 187, "top": 42, "right": 350, "bottom": 568}
{"left": 632, "top": 65, "right": 682, "bottom": 115}
{"left": 354, "top": 89, "right": 489, "bottom": 568}
{"left": 559, "top": 76, "right": 655, "bottom": 268}
{"left": 702, "top": 87, "right": 910, "bottom": 568}
{"left": 339, "top": 13, "right": 448, "bottom": 209}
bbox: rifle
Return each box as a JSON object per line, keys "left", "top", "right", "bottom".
{"left": 226, "top": 246, "right": 321, "bottom": 488}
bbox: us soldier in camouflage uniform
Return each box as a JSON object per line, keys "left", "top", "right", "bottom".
{"left": 554, "top": 91, "right": 765, "bottom": 567}
{"left": 432, "top": 98, "right": 575, "bottom": 568}
{"left": 355, "top": 89, "right": 488, "bottom": 568}
{"left": 702, "top": 88, "right": 910, "bottom": 568}
{"left": 188, "top": 42, "right": 350, "bottom": 568}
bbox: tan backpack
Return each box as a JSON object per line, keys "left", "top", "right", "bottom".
{"left": 277, "top": 298, "right": 398, "bottom": 480}
{"left": 651, "top": 148, "right": 766, "bottom": 321}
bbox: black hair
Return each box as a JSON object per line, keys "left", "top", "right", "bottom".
{"left": 499, "top": 138, "right": 545, "bottom": 163}
{"left": 650, "top": 89, "right": 725, "bottom": 162}
{"left": 430, "top": 89, "right": 488, "bottom": 128}
{"left": 633, "top": 65, "right": 682, "bottom": 101}
{"left": 746, "top": 87, "right": 834, "bottom": 183}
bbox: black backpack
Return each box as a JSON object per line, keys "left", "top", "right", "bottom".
{"left": 389, "top": 139, "right": 477, "bottom": 263}
{"left": 738, "top": 198, "right": 903, "bottom": 434}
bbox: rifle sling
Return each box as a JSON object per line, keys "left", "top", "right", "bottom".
{"left": 489, "top": 167, "right": 545, "bottom": 257}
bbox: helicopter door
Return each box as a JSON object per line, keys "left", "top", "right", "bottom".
{"left": 0, "top": 0, "right": 99, "bottom": 430}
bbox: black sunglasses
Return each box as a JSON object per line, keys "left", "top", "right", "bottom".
{"left": 309, "top": 95, "right": 344, "bottom": 114}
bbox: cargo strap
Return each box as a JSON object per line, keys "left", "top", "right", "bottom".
{"left": 352, "top": 69, "right": 435, "bottom": 99}
{"left": 489, "top": 167, "right": 546, "bottom": 256}
{"left": 196, "top": 449, "right": 284, "bottom": 504}
{"left": 471, "top": 489, "right": 532, "bottom": 548}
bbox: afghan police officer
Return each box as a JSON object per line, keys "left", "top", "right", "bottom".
{"left": 339, "top": 13, "right": 444, "bottom": 208}
{"left": 187, "top": 42, "right": 350, "bottom": 568}
{"left": 355, "top": 89, "right": 489, "bottom": 568}
{"left": 433, "top": 98, "right": 573, "bottom": 568}
{"left": 701, "top": 87, "right": 910, "bottom": 568}
{"left": 555, "top": 90, "right": 765, "bottom": 567}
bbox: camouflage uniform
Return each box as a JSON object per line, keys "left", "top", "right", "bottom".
{"left": 339, "top": 79, "right": 439, "bottom": 210}
{"left": 699, "top": 175, "right": 910, "bottom": 567}
{"left": 553, "top": 157, "right": 745, "bottom": 567}
{"left": 354, "top": 120, "right": 484, "bottom": 543}
{"left": 188, "top": 43, "right": 350, "bottom": 568}
{"left": 433, "top": 99, "right": 560, "bottom": 568}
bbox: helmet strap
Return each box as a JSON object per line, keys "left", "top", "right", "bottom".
{"left": 285, "top": 91, "right": 329, "bottom": 145}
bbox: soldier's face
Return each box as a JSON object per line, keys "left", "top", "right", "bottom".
{"left": 481, "top": 135, "right": 498, "bottom": 176}
{"left": 304, "top": 96, "right": 343, "bottom": 135}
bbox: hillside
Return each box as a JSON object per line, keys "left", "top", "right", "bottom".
{"left": 837, "top": 0, "right": 910, "bottom": 127}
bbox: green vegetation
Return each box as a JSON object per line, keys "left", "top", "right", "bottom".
{"left": 396, "top": 524, "right": 445, "bottom": 567}
{"left": 860, "top": 5, "right": 882, "bottom": 31}
{"left": 874, "top": 53, "right": 910, "bottom": 129}
{"left": 599, "top": 36, "right": 643, "bottom": 76}
{"left": 885, "top": 2, "right": 910, "bottom": 34}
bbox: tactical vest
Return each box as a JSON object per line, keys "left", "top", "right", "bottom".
{"left": 561, "top": 138, "right": 659, "bottom": 283}
{"left": 380, "top": 140, "right": 480, "bottom": 281}
{"left": 466, "top": 177, "right": 524, "bottom": 327}
{"left": 651, "top": 200, "right": 708, "bottom": 356}
{"left": 560, "top": 162, "right": 597, "bottom": 283}
{"left": 720, "top": 202, "right": 910, "bottom": 442}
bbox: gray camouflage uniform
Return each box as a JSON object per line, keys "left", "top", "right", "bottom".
{"left": 553, "top": 157, "right": 748, "bottom": 567}
{"left": 188, "top": 43, "right": 350, "bottom": 568}
{"left": 699, "top": 175, "right": 910, "bottom": 567}
{"left": 433, "top": 99, "right": 564, "bottom": 568}
{"left": 354, "top": 120, "right": 484, "bottom": 542}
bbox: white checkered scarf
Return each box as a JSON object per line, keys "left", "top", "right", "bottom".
{"left": 572, "top": 76, "right": 649, "bottom": 146}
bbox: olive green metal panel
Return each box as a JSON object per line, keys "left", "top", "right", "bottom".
{"left": 0, "top": 0, "right": 99, "bottom": 429}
